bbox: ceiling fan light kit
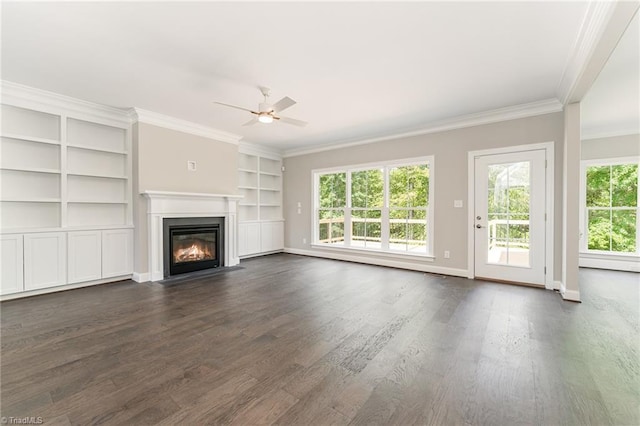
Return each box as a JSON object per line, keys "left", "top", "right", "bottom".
{"left": 213, "top": 87, "right": 307, "bottom": 127}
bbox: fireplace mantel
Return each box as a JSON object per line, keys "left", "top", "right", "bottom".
{"left": 142, "top": 191, "right": 242, "bottom": 281}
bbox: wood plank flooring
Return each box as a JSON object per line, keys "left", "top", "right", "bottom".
{"left": 1, "top": 254, "right": 638, "bottom": 425}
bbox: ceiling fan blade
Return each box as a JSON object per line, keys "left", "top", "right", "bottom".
{"left": 276, "top": 115, "right": 308, "bottom": 127}
{"left": 242, "top": 117, "right": 259, "bottom": 126}
{"left": 272, "top": 96, "right": 296, "bottom": 113}
{"left": 213, "top": 101, "right": 258, "bottom": 114}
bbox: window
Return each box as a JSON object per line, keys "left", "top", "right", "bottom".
{"left": 581, "top": 158, "right": 639, "bottom": 254}
{"left": 314, "top": 157, "right": 433, "bottom": 256}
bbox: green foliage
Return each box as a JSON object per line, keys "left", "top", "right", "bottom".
{"left": 389, "top": 165, "right": 429, "bottom": 207}
{"left": 351, "top": 169, "right": 383, "bottom": 208}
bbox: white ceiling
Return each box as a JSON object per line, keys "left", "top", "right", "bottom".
{"left": 581, "top": 11, "right": 639, "bottom": 139}
{"left": 1, "top": 2, "right": 595, "bottom": 151}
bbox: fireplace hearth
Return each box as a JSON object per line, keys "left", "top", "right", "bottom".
{"left": 163, "top": 217, "right": 225, "bottom": 277}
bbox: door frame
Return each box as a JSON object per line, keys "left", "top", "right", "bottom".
{"left": 467, "top": 142, "right": 555, "bottom": 289}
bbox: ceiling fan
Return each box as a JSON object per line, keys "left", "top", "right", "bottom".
{"left": 213, "top": 87, "right": 307, "bottom": 127}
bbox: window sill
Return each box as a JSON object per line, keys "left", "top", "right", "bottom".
{"left": 579, "top": 251, "right": 639, "bottom": 260}
{"left": 311, "top": 243, "right": 435, "bottom": 262}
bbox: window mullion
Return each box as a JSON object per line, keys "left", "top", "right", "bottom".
{"left": 345, "top": 171, "right": 352, "bottom": 247}
{"left": 382, "top": 166, "right": 390, "bottom": 250}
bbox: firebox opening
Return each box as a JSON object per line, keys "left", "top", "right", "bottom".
{"left": 163, "top": 217, "right": 225, "bottom": 278}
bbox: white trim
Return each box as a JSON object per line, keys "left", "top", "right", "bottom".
{"left": 132, "top": 272, "right": 150, "bottom": 283}
{"left": 130, "top": 108, "right": 241, "bottom": 145}
{"left": 579, "top": 256, "right": 640, "bottom": 272}
{"left": 554, "top": 280, "right": 562, "bottom": 291}
{"left": 310, "top": 243, "right": 435, "bottom": 261}
{"left": 556, "top": 1, "right": 617, "bottom": 105}
{"left": 239, "top": 141, "right": 283, "bottom": 159}
{"left": 239, "top": 249, "right": 284, "bottom": 260}
{"left": 559, "top": 281, "right": 581, "bottom": 302}
{"left": 284, "top": 247, "right": 467, "bottom": 277}
{"left": 1, "top": 80, "right": 130, "bottom": 128}
{"left": 581, "top": 128, "right": 640, "bottom": 141}
{"left": 283, "top": 99, "right": 562, "bottom": 158}
{"left": 467, "top": 142, "right": 555, "bottom": 289}
{"left": 141, "top": 191, "right": 241, "bottom": 281}
{"left": 0, "top": 275, "right": 131, "bottom": 301}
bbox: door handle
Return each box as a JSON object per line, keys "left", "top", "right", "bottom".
{"left": 476, "top": 224, "right": 485, "bottom": 229}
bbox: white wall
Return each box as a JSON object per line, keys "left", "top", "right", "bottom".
{"left": 283, "top": 112, "right": 565, "bottom": 281}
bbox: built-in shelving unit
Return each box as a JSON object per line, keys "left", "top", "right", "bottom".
{"left": 237, "top": 146, "right": 284, "bottom": 257}
{"left": 0, "top": 87, "right": 133, "bottom": 299}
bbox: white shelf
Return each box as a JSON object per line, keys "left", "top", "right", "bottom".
{"left": 1, "top": 105, "right": 60, "bottom": 141}
{"left": 67, "top": 144, "right": 127, "bottom": 155}
{"left": 1, "top": 198, "right": 61, "bottom": 203}
{"left": 0, "top": 102, "right": 131, "bottom": 230}
{"left": 0, "top": 166, "right": 60, "bottom": 174}
{"left": 67, "top": 172, "right": 128, "bottom": 179}
{"left": 238, "top": 151, "right": 283, "bottom": 223}
{"left": 259, "top": 171, "right": 281, "bottom": 177}
{"left": 0, "top": 133, "right": 60, "bottom": 146}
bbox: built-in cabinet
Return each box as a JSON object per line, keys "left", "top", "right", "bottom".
{"left": 237, "top": 147, "right": 284, "bottom": 257}
{"left": 0, "top": 91, "right": 133, "bottom": 299}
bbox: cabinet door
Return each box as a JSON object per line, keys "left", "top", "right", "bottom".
{"left": 68, "top": 231, "right": 102, "bottom": 284}
{"left": 102, "top": 229, "right": 133, "bottom": 278}
{"left": 1, "top": 234, "right": 24, "bottom": 295}
{"left": 260, "top": 221, "right": 284, "bottom": 253}
{"left": 24, "top": 232, "right": 66, "bottom": 291}
{"left": 238, "top": 222, "right": 261, "bottom": 256}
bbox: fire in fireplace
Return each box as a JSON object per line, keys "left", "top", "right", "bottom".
{"left": 163, "top": 217, "right": 225, "bottom": 277}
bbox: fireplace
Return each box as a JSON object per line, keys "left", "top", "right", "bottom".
{"left": 163, "top": 217, "right": 225, "bottom": 277}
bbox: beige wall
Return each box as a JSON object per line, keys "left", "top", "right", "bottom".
{"left": 581, "top": 133, "right": 640, "bottom": 160}
{"left": 283, "top": 112, "right": 565, "bottom": 281}
{"left": 133, "top": 123, "right": 239, "bottom": 274}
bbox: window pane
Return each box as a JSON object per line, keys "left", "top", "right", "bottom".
{"left": 351, "top": 169, "right": 383, "bottom": 208}
{"left": 318, "top": 209, "right": 344, "bottom": 245}
{"left": 588, "top": 209, "right": 611, "bottom": 251}
{"left": 319, "top": 173, "right": 346, "bottom": 208}
{"left": 612, "top": 210, "right": 636, "bottom": 252}
{"left": 586, "top": 166, "right": 611, "bottom": 207}
{"left": 352, "top": 209, "right": 381, "bottom": 249}
{"left": 389, "top": 164, "right": 429, "bottom": 208}
{"left": 612, "top": 164, "right": 638, "bottom": 207}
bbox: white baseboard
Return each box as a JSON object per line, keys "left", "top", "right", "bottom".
{"left": 579, "top": 257, "right": 640, "bottom": 272}
{"left": 239, "top": 249, "right": 284, "bottom": 260}
{"left": 558, "top": 281, "right": 581, "bottom": 302}
{"left": 0, "top": 275, "right": 132, "bottom": 301}
{"left": 132, "top": 272, "right": 150, "bottom": 283}
{"left": 284, "top": 247, "right": 468, "bottom": 277}
{"left": 554, "top": 280, "right": 562, "bottom": 291}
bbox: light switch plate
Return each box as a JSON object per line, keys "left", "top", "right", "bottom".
{"left": 187, "top": 161, "right": 197, "bottom": 171}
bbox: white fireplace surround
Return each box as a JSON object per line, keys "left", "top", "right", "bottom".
{"left": 142, "top": 191, "right": 242, "bottom": 281}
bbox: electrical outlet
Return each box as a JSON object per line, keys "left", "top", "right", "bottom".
{"left": 454, "top": 200, "right": 463, "bottom": 208}
{"left": 303, "top": 238, "right": 307, "bottom": 244}
{"left": 444, "top": 250, "right": 450, "bottom": 259}
{"left": 187, "top": 160, "right": 197, "bottom": 171}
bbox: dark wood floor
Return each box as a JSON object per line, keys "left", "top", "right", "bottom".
{"left": 1, "top": 254, "right": 638, "bottom": 425}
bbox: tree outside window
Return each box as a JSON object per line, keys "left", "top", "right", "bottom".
{"left": 585, "top": 162, "right": 638, "bottom": 253}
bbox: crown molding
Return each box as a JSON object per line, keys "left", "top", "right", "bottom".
{"left": 0, "top": 80, "right": 130, "bottom": 127}
{"left": 581, "top": 127, "right": 639, "bottom": 141}
{"left": 556, "top": 1, "right": 637, "bottom": 105}
{"left": 129, "top": 108, "right": 242, "bottom": 145}
{"left": 239, "top": 141, "right": 283, "bottom": 159}
{"left": 283, "top": 98, "right": 563, "bottom": 158}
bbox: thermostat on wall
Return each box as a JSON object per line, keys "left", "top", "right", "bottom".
{"left": 187, "top": 161, "right": 197, "bottom": 171}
